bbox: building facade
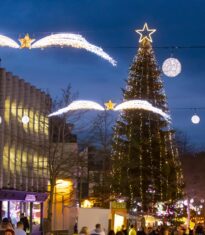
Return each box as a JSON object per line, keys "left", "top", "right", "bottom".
{"left": 0, "top": 68, "right": 51, "bottom": 227}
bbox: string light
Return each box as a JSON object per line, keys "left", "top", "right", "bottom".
{"left": 49, "top": 99, "right": 171, "bottom": 121}
{"left": 31, "top": 33, "right": 117, "bottom": 66}
{"left": 0, "top": 35, "right": 19, "bottom": 48}
{"left": 48, "top": 100, "right": 105, "bottom": 117}
{"left": 135, "top": 23, "right": 156, "bottom": 43}
{"left": 0, "top": 33, "right": 116, "bottom": 66}
{"left": 114, "top": 100, "right": 171, "bottom": 121}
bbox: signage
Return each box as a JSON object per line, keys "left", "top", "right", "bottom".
{"left": 110, "top": 201, "right": 126, "bottom": 209}
{"left": 25, "top": 194, "right": 36, "bottom": 202}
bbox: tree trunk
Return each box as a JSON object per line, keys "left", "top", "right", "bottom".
{"left": 47, "top": 178, "right": 55, "bottom": 232}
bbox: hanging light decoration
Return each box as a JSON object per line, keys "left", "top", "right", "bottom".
{"left": 191, "top": 114, "right": 200, "bottom": 124}
{"left": 0, "top": 33, "right": 117, "bottom": 66}
{"left": 162, "top": 57, "right": 181, "bottom": 77}
{"left": 49, "top": 99, "right": 170, "bottom": 122}
{"left": 31, "top": 33, "right": 117, "bottom": 66}
{"left": 48, "top": 100, "right": 105, "bottom": 117}
{"left": 22, "top": 115, "right": 29, "bottom": 124}
{"left": 114, "top": 100, "right": 171, "bottom": 122}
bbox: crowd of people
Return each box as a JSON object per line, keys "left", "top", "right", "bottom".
{"left": 77, "top": 224, "right": 205, "bottom": 235}
{"left": 0, "top": 214, "right": 29, "bottom": 235}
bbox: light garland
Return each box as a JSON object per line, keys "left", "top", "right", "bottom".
{"left": 114, "top": 100, "right": 171, "bottom": 121}
{"left": 0, "top": 35, "right": 19, "bottom": 48}
{"left": 48, "top": 100, "right": 105, "bottom": 117}
{"left": 31, "top": 33, "right": 117, "bottom": 66}
{"left": 49, "top": 99, "right": 171, "bottom": 121}
{"left": 0, "top": 33, "right": 116, "bottom": 66}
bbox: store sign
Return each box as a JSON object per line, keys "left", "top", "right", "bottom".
{"left": 25, "top": 194, "right": 36, "bottom": 202}
{"left": 110, "top": 201, "right": 126, "bottom": 209}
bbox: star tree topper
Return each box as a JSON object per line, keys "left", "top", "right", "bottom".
{"left": 104, "top": 100, "right": 116, "bottom": 110}
{"left": 135, "top": 23, "right": 156, "bottom": 43}
{"left": 19, "top": 34, "right": 35, "bottom": 49}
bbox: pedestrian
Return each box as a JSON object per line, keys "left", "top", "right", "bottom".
{"left": 121, "top": 225, "right": 127, "bottom": 235}
{"left": 0, "top": 218, "right": 15, "bottom": 235}
{"left": 116, "top": 232, "right": 124, "bottom": 235}
{"left": 73, "top": 222, "right": 78, "bottom": 235}
{"left": 79, "top": 226, "right": 89, "bottom": 235}
{"left": 195, "top": 224, "right": 204, "bottom": 235}
{"left": 91, "top": 224, "right": 106, "bottom": 235}
{"left": 15, "top": 221, "right": 26, "bottom": 235}
{"left": 108, "top": 230, "right": 115, "bottom": 235}
{"left": 129, "top": 225, "right": 136, "bottom": 235}
{"left": 137, "top": 228, "right": 146, "bottom": 235}
{"left": 20, "top": 213, "right": 29, "bottom": 233}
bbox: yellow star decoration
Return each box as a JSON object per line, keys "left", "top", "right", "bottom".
{"left": 19, "top": 34, "right": 35, "bottom": 49}
{"left": 104, "top": 100, "right": 116, "bottom": 110}
{"left": 135, "top": 23, "right": 156, "bottom": 43}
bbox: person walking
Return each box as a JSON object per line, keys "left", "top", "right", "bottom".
{"left": 129, "top": 225, "right": 136, "bottom": 235}
{"left": 79, "top": 226, "right": 89, "bottom": 235}
{"left": 121, "top": 225, "right": 127, "bottom": 235}
{"left": 20, "top": 213, "right": 29, "bottom": 233}
{"left": 15, "top": 222, "right": 26, "bottom": 235}
{"left": 91, "top": 224, "right": 106, "bottom": 235}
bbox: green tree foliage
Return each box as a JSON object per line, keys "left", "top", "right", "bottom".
{"left": 111, "top": 39, "right": 184, "bottom": 212}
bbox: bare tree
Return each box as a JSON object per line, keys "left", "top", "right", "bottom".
{"left": 46, "top": 85, "right": 87, "bottom": 232}
{"left": 83, "top": 110, "right": 115, "bottom": 207}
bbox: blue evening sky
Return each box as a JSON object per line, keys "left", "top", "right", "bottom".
{"left": 0, "top": 0, "right": 204, "bottom": 149}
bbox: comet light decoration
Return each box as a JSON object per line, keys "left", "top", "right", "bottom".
{"left": 49, "top": 99, "right": 171, "bottom": 122}
{"left": 31, "top": 33, "right": 117, "bottom": 66}
{"left": 114, "top": 100, "right": 171, "bottom": 122}
{"left": 48, "top": 100, "right": 105, "bottom": 117}
{"left": 0, "top": 33, "right": 116, "bottom": 66}
{"left": 0, "top": 35, "right": 19, "bottom": 48}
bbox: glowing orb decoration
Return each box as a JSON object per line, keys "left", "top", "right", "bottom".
{"left": 162, "top": 58, "right": 181, "bottom": 77}
{"left": 190, "top": 198, "right": 194, "bottom": 204}
{"left": 48, "top": 100, "right": 105, "bottom": 117}
{"left": 114, "top": 100, "right": 171, "bottom": 122}
{"left": 191, "top": 114, "right": 200, "bottom": 124}
{"left": 31, "top": 33, "right": 117, "bottom": 66}
{"left": 0, "top": 116, "right": 2, "bottom": 124}
{"left": 22, "top": 115, "right": 29, "bottom": 124}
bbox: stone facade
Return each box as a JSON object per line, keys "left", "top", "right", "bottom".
{"left": 0, "top": 68, "right": 51, "bottom": 193}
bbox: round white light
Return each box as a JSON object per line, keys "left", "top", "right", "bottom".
{"left": 0, "top": 116, "right": 2, "bottom": 124}
{"left": 162, "top": 58, "right": 181, "bottom": 77}
{"left": 190, "top": 198, "right": 194, "bottom": 204}
{"left": 22, "top": 115, "right": 29, "bottom": 124}
{"left": 183, "top": 200, "right": 188, "bottom": 206}
{"left": 191, "top": 114, "right": 200, "bottom": 124}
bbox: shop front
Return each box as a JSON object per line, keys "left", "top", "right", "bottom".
{"left": 110, "top": 201, "right": 127, "bottom": 232}
{"left": 0, "top": 190, "right": 47, "bottom": 234}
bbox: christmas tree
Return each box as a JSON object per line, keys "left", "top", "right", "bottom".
{"left": 111, "top": 23, "right": 183, "bottom": 212}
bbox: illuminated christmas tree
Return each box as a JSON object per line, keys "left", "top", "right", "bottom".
{"left": 111, "top": 23, "right": 183, "bottom": 212}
